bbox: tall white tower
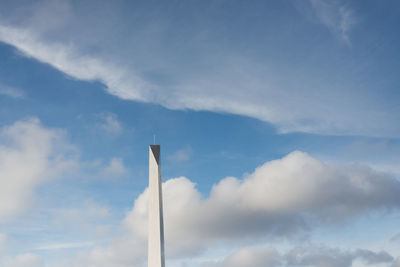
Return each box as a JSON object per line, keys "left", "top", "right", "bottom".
{"left": 148, "top": 145, "right": 165, "bottom": 267}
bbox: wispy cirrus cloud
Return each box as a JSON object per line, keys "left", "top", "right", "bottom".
{"left": 0, "top": 83, "right": 25, "bottom": 99}
{"left": 101, "top": 157, "right": 128, "bottom": 178}
{"left": 0, "top": 24, "right": 150, "bottom": 102}
{"left": 168, "top": 145, "right": 192, "bottom": 162}
{"left": 34, "top": 241, "right": 94, "bottom": 251}
{"left": 0, "top": 0, "right": 398, "bottom": 137}
{"left": 308, "top": 0, "right": 357, "bottom": 43}
{"left": 97, "top": 112, "right": 123, "bottom": 136}
{"left": 51, "top": 202, "right": 110, "bottom": 231}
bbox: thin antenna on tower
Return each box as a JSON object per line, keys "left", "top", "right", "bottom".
{"left": 153, "top": 134, "right": 156, "bottom": 144}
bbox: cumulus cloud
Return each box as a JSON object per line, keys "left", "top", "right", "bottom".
{"left": 0, "top": 118, "right": 77, "bottom": 221}
{"left": 203, "top": 247, "right": 280, "bottom": 267}
{"left": 286, "top": 246, "right": 393, "bottom": 267}
{"left": 64, "top": 242, "right": 396, "bottom": 267}
{"left": 353, "top": 249, "right": 394, "bottom": 265}
{"left": 124, "top": 151, "right": 400, "bottom": 258}
{"left": 44, "top": 151, "right": 400, "bottom": 266}
{"left": 393, "top": 257, "right": 400, "bottom": 267}
{"left": 1, "top": 138, "right": 397, "bottom": 266}
{"left": 203, "top": 246, "right": 393, "bottom": 267}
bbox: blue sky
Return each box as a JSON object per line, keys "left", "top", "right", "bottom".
{"left": 0, "top": 0, "right": 400, "bottom": 266}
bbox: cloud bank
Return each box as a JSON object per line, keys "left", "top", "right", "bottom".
{"left": 52, "top": 150, "right": 400, "bottom": 266}
{"left": 0, "top": 118, "right": 398, "bottom": 265}
{"left": 4, "top": 146, "right": 391, "bottom": 266}
{"left": 203, "top": 246, "right": 394, "bottom": 267}
{"left": 125, "top": 151, "right": 400, "bottom": 258}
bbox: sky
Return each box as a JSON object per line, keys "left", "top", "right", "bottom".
{"left": 0, "top": 0, "right": 400, "bottom": 266}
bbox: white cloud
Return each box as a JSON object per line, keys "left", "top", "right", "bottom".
{"left": 98, "top": 113, "right": 123, "bottom": 136}
{"left": 168, "top": 146, "right": 192, "bottom": 162}
{"left": 34, "top": 241, "right": 94, "bottom": 251}
{"left": 0, "top": 1, "right": 398, "bottom": 137}
{"left": 203, "top": 247, "right": 280, "bottom": 267}
{"left": 102, "top": 157, "right": 128, "bottom": 178}
{"left": 0, "top": 233, "right": 6, "bottom": 256}
{"left": 0, "top": 84, "right": 25, "bottom": 99}
{"left": 308, "top": 0, "right": 356, "bottom": 43}
{"left": 0, "top": 23, "right": 150, "bottom": 101}
{"left": 354, "top": 249, "right": 394, "bottom": 265}
{"left": 0, "top": 117, "right": 128, "bottom": 224}
{"left": 393, "top": 257, "right": 400, "bottom": 267}
{"left": 391, "top": 233, "right": 400, "bottom": 242}
{"left": 201, "top": 246, "right": 394, "bottom": 267}
{"left": 3, "top": 253, "right": 44, "bottom": 267}
{"left": 83, "top": 157, "right": 129, "bottom": 179}
{"left": 203, "top": 246, "right": 394, "bottom": 267}
{"left": 286, "top": 246, "right": 393, "bottom": 267}
{"left": 51, "top": 201, "right": 110, "bottom": 231}
{"left": 124, "top": 151, "right": 400, "bottom": 258}
{"left": 44, "top": 151, "right": 400, "bottom": 266}
{"left": 53, "top": 237, "right": 147, "bottom": 267}
{"left": 0, "top": 118, "right": 78, "bottom": 221}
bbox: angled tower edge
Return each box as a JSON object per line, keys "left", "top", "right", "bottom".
{"left": 148, "top": 145, "right": 165, "bottom": 267}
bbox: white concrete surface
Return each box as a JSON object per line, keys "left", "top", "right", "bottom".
{"left": 148, "top": 145, "right": 165, "bottom": 267}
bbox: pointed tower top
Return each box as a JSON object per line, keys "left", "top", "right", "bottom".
{"left": 150, "top": 145, "right": 160, "bottom": 165}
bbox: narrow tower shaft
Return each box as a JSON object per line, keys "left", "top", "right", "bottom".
{"left": 148, "top": 145, "right": 165, "bottom": 267}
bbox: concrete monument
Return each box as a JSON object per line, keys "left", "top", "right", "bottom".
{"left": 148, "top": 145, "right": 165, "bottom": 267}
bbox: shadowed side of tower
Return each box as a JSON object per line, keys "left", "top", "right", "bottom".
{"left": 148, "top": 145, "right": 165, "bottom": 267}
